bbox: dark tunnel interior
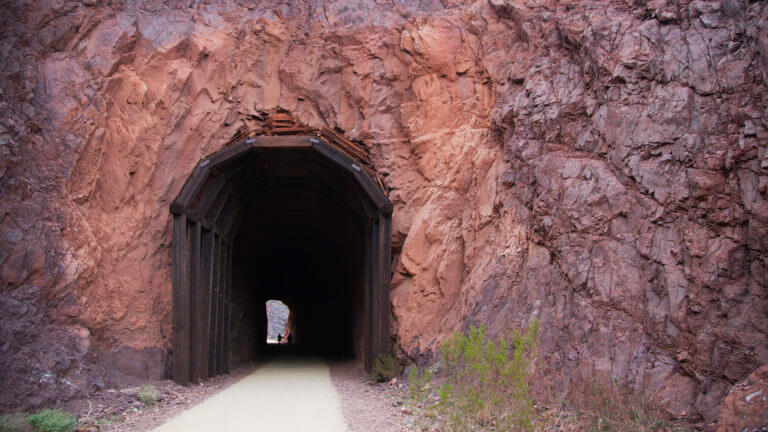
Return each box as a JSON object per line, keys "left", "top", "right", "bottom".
{"left": 170, "top": 135, "right": 392, "bottom": 384}
{"left": 228, "top": 150, "right": 367, "bottom": 364}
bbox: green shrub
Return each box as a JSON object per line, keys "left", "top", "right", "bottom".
{"left": 0, "top": 413, "right": 29, "bottom": 432}
{"left": 370, "top": 353, "right": 403, "bottom": 383}
{"left": 137, "top": 385, "right": 160, "bottom": 406}
{"left": 409, "top": 319, "right": 540, "bottom": 432}
{"left": 25, "top": 409, "right": 76, "bottom": 432}
{"left": 407, "top": 365, "right": 432, "bottom": 403}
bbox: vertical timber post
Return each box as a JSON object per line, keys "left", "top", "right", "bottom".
{"left": 216, "top": 239, "right": 226, "bottom": 375}
{"left": 208, "top": 234, "right": 220, "bottom": 378}
{"left": 223, "top": 244, "right": 232, "bottom": 374}
{"left": 200, "top": 229, "right": 213, "bottom": 379}
{"left": 172, "top": 214, "right": 190, "bottom": 385}
{"left": 364, "top": 219, "right": 377, "bottom": 371}
{"left": 188, "top": 221, "right": 202, "bottom": 384}
{"left": 373, "top": 213, "right": 392, "bottom": 362}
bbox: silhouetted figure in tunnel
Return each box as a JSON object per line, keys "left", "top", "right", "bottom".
{"left": 286, "top": 333, "right": 293, "bottom": 344}
{"left": 277, "top": 334, "right": 282, "bottom": 343}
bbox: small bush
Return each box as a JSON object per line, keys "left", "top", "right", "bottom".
{"left": 25, "top": 409, "right": 76, "bottom": 432}
{"left": 0, "top": 413, "right": 28, "bottom": 432}
{"left": 409, "top": 319, "right": 540, "bottom": 432}
{"left": 370, "top": 353, "right": 403, "bottom": 383}
{"left": 137, "top": 385, "right": 160, "bottom": 406}
{"left": 407, "top": 365, "right": 432, "bottom": 403}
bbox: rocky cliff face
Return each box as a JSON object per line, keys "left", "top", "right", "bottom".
{"left": 0, "top": 0, "right": 766, "bottom": 427}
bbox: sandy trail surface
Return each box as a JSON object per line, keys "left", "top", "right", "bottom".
{"left": 154, "top": 357, "right": 347, "bottom": 432}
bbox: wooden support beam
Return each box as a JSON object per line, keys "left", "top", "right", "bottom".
{"left": 204, "top": 185, "right": 233, "bottom": 226}
{"left": 231, "top": 176, "right": 270, "bottom": 200}
{"left": 237, "top": 178, "right": 369, "bottom": 234}
{"left": 216, "top": 239, "right": 226, "bottom": 375}
{"left": 226, "top": 211, "right": 244, "bottom": 242}
{"left": 362, "top": 214, "right": 392, "bottom": 371}
{"left": 219, "top": 205, "right": 238, "bottom": 236}
{"left": 191, "top": 177, "right": 228, "bottom": 219}
{"left": 373, "top": 214, "right": 392, "bottom": 361}
{"left": 270, "top": 127, "right": 312, "bottom": 135}
{"left": 208, "top": 234, "right": 221, "bottom": 378}
{"left": 223, "top": 244, "right": 232, "bottom": 374}
{"left": 251, "top": 135, "right": 312, "bottom": 149}
{"left": 188, "top": 221, "right": 202, "bottom": 384}
{"left": 310, "top": 139, "right": 391, "bottom": 214}
{"left": 171, "top": 214, "right": 191, "bottom": 385}
{"left": 171, "top": 163, "right": 211, "bottom": 213}
{"left": 191, "top": 156, "right": 254, "bottom": 218}
{"left": 206, "top": 139, "right": 254, "bottom": 169}
{"left": 363, "top": 220, "right": 375, "bottom": 372}
{"left": 217, "top": 203, "right": 240, "bottom": 231}
{"left": 200, "top": 229, "right": 213, "bottom": 379}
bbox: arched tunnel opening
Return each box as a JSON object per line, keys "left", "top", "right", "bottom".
{"left": 264, "top": 299, "right": 289, "bottom": 344}
{"left": 169, "top": 133, "right": 392, "bottom": 385}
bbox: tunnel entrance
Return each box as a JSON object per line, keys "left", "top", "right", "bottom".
{"left": 169, "top": 130, "right": 392, "bottom": 385}
{"left": 265, "top": 300, "right": 289, "bottom": 344}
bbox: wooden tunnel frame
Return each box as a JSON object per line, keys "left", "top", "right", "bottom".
{"left": 169, "top": 135, "right": 393, "bottom": 385}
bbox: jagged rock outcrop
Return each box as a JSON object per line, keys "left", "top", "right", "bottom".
{"left": 0, "top": 0, "right": 766, "bottom": 428}
{"left": 716, "top": 364, "right": 768, "bottom": 431}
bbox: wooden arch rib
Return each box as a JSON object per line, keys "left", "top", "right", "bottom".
{"left": 169, "top": 132, "right": 392, "bottom": 385}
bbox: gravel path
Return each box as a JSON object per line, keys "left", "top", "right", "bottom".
{"left": 67, "top": 357, "right": 413, "bottom": 431}
{"left": 154, "top": 357, "right": 346, "bottom": 432}
{"left": 66, "top": 363, "right": 258, "bottom": 431}
{"left": 329, "top": 360, "right": 413, "bottom": 432}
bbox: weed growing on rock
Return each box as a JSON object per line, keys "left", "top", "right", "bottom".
{"left": 408, "top": 319, "right": 540, "bottom": 432}
{"left": 0, "top": 413, "right": 29, "bottom": 432}
{"left": 579, "top": 378, "right": 672, "bottom": 432}
{"left": 370, "top": 353, "right": 403, "bottom": 383}
{"left": 137, "top": 385, "right": 160, "bottom": 406}
{"left": 532, "top": 369, "right": 691, "bottom": 432}
{"left": 408, "top": 365, "right": 433, "bottom": 402}
{"left": 25, "top": 409, "right": 76, "bottom": 432}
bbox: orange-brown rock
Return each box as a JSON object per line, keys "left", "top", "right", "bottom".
{"left": 716, "top": 364, "right": 768, "bottom": 431}
{"left": 0, "top": 0, "right": 766, "bottom": 428}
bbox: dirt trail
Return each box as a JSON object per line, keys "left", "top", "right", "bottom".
{"left": 154, "top": 357, "right": 347, "bottom": 432}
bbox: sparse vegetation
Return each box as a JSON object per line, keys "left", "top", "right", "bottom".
{"left": 25, "top": 409, "right": 76, "bottom": 432}
{"left": 405, "top": 319, "right": 686, "bottom": 432}
{"left": 370, "top": 353, "right": 403, "bottom": 383}
{"left": 408, "top": 319, "right": 540, "bottom": 432}
{"left": 0, "top": 413, "right": 29, "bottom": 432}
{"left": 94, "top": 415, "right": 120, "bottom": 428}
{"left": 577, "top": 377, "right": 672, "bottom": 432}
{"left": 137, "top": 385, "right": 160, "bottom": 406}
{"left": 407, "top": 364, "right": 432, "bottom": 403}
